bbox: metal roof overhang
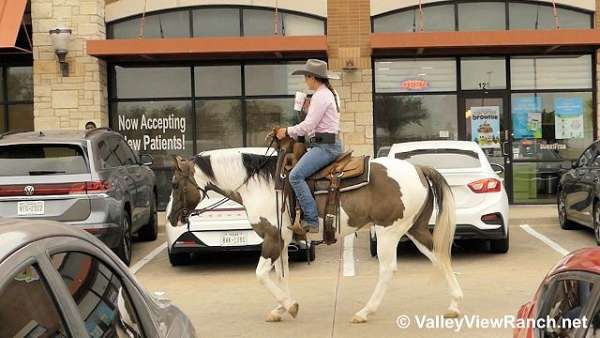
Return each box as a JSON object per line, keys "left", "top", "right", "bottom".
{"left": 371, "top": 29, "right": 600, "bottom": 57}
{"left": 87, "top": 35, "right": 328, "bottom": 61}
{"left": 0, "top": 0, "right": 28, "bottom": 54}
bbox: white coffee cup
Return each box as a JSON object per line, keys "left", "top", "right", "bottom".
{"left": 294, "top": 91, "right": 307, "bottom": 112}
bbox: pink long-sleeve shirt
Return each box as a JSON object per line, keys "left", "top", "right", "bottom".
{"left": 287, "top": 84, "right": 339, "bottom": 139}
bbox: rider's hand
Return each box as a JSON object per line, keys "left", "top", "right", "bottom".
{"left": 275, "top": 128, "right": 287, "bottom": 140}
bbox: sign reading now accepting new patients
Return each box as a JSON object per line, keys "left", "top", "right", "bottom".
{"left": 117, "top": 113, "right": 187, "bottom": 152}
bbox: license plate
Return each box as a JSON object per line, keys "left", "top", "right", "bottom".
{"left": 17, "top": 201, "right": 45, "bottom": 216}
{"left": 221, "top": 231, "right": 247, "bottom": 246}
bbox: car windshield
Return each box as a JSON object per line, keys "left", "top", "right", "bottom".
{"left": 395, "top": 148, "right": 482, "bottom": 169}
{"left": 0, "top": 144, "right": 89, "bottom": 176}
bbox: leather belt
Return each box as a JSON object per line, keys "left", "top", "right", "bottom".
{"left": 309, "top": 133, "right": 336, "bottom": 144}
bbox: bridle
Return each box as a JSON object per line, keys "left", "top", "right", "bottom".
{"left": 177, "top": 137, "right": 278, "bottom": 224}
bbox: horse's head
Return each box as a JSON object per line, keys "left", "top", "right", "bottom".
{"left": 167, "top": 155, "right": 204, "bottom": 227}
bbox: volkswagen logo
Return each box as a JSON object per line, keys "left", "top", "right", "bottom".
{"left": 24, "top": 185, "right": 35, "bottom": 196}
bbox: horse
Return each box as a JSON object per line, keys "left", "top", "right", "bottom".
{"left": 166, "top": 140, "right": 463, "bottom": 324}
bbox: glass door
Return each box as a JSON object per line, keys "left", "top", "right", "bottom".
{"left": 463, "top": 93, "right": 512, "bottom": 200}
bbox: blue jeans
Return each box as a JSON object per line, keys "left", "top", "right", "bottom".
{"left": 289, "top": 143, "right": 342, "bottom": 226}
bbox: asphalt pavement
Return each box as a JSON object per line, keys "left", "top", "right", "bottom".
{"left": 128, "top": 205, "right": 595, "bottom": 338}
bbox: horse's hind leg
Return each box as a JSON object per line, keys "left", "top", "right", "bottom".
{"left": 352, "top": 223, "right": 406, "bottom": 323}
{"left": 406, "top": 231, "right": 463, "bottom": 318}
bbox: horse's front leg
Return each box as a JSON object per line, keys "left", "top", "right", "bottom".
{"left": 256, "top": 237, "right": 298, "bottom": 321}
{"left": 267, "top": 247, "right": 295, "bottom": 322}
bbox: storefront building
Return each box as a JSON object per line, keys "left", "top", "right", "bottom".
{"left": 1, "top": 0, "right": 599, "bottom": 206}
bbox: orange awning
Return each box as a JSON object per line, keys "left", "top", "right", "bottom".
{"left": 87, "top": 35, "right": 328, "bottom": 61}
{"left": 0, "top": 0, "right": 27, "bottom": 48}
{"left": 371, "top": 29, "right": 600, "bottom": 56}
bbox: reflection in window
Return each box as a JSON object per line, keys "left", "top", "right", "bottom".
{"left": 115, "top": 66, "right": 191, "bottom": 99}
{"left": 195, "top": 66, "right": 241, "bottom": 97}
{"left": 51, "top": 252, "right": 143, "bottom": 338}
{"left": 282, "top": 12, "right": 325, "bottom": 35}
{"left": 111, "top": 10, "right": 190, "bottom": 38}
{"left": 7, "top": 66, "right": 33, "bottom": 101}
{"left": 458, "top": 2, "right": 506, "bottom": 31}
{"left": 244, "top": 64, "right": 305, "bottom": 96}
{"left": 461, "top": 58, "right": 506, "bottom": 90}
{"left": 193, "top": 8, "right": 240, "bottom": 37}
{"left": 374, "top": 95, "right": 458, "bottom": 152}
{"left": 373, "top": 5, "right": 455, "bottom": 32}
{"left": 509, "top": 2, "right": 592, "bottom": 29}
{"left": 539, "top": 278, "right": 594, "bottom": 337}
{"left": 242, "top": 9, "right": 324, "bottom": 36}
{"left": 510, "top": 56, "right": 592, "bottom": 90}
{"left": 375, "top": 59, "right": 457, "bottom": 93}
{"left": 246, "top": 98, "right": 297, "bottom": 147}
{"left": 0, "top": 264, "right": 68, "bottom": 338}
{"left": 243, "top": 9, "right": 281, "bottom": 36}
{"left": 0, "top": 106, "right": 5, "bottom": 132}
{"left": 196, "top": 100, "right": 243, "bottom": 151}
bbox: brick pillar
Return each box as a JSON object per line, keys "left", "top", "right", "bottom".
{"left": 31, "top": 0, "right": 108, "bottom": 130}
{"left": 327, "top": 0, "right": 373, "bottom": 156}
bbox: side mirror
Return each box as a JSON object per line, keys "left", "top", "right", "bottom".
{"left": 571, "top": 161, "right": 578, "bottom": 169}
{"left": 139, "top": 154, "right": 153, "bottom": 166}
{"left": 490, "top": 163, "right": 504, "bottom": 175}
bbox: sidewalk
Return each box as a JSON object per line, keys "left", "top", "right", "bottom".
{"left": 509, "top": 204, "right": 558, "bottom": 225}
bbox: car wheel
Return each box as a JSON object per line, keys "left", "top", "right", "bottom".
{"left": 138, "top": 194, "right": 158, "bottom": 241}
{"left": 115, "top": 210, "right": 132, "bottom": 266}
{"left": 370, "top": 232, "right": 377, "bottom": 257}
{"left": 594, "top": 202, "right": 600, "bottom": 246}
{"left": 168, "top": 249, "right": 191, "bottom": 266}
{"left": 489, "top": 228, "right": 509, "bottom": 254}
{"left": 558, "top": 191, "right": 578, "bottom": 230}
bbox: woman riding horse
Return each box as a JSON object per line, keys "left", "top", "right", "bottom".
{"left": 275, "top": 59, "right": 341, "bottom": 234}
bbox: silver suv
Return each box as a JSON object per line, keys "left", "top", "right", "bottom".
{"left": 0, "top": 129, "right": 158, "bottom": 266}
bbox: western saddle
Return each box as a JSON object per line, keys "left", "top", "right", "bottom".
{"left": 275, "top": 137, "right": 370, "bottom": 245}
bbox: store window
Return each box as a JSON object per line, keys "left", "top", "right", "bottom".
{"left": 375, "top": 59, "right": 456, "bottom": 93}
{"left": 108, "top": 6, "right": 325, "bottom": 39}
{"left": 458, "top": 2, "right": 506, "bottom": 31}
{"left": 373, "top": 4, "right": 455, "bottom": 32}
{"left": 460, "top": 58, "right": 507, "bottom": 90}
{"left": 374, "top": 95, "right": 458, "bottom": 148}
{"left": 372, "top": 1, "right": 592, "bottom": 33}
{"left": 110, "top": 61, "right": 307, "bottom": 208}
{"left": 509, "top": 2, "right": 592, "bottom": 29}
{"left": 51, "top": 252, "right": 144, "bottom": 337}
{"left": 0, "top": 65, "right": 34, "bottom": 133}
{"left": 510, "top": 56, "right": 592, "bottom": 90}
{"left": 511, "top": 92, "right": 593, "bottom": 203}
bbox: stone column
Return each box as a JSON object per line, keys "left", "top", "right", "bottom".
{"left": 327, "top": 0, "right": 373, "bottom": 156}
{"left": 31, "top": 0, "right": 108, "bottom": 130}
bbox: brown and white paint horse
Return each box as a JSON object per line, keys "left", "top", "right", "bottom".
{"left": 167, "top": 148, "right": 463, "bottom": 323}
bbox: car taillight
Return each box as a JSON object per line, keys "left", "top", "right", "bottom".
{"left": 468, "top": 178, "right": 501, "bottom": 193}
{"left": 85, "top": 181, "right": 112, "bottom": 194}
{"left": 0, "top": 181, "right": 111, "bottom": 196}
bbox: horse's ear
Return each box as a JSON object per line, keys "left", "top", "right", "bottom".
{"left": 172, "top": 155, "right": 185, "bottom": 171}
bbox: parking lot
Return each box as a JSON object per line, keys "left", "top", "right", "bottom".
{"left": 125, "top": 205, "right": 594, "bottom": 338}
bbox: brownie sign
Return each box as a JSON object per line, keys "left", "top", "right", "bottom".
{"left": 471, "top": 106, "right": 500, "bottom": 149}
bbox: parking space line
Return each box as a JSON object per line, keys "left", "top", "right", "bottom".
{"left": 343, "top": 234, "right": 355, "bottom": 277}
{"left": 520, "top": 224, "right": 570, "bottom": 256}
{"left": 130, "top": 242, "right": 168, "bottom": 274}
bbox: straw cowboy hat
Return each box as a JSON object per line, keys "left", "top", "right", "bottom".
{"left": 292, "top": 59, "right": 340, "bottom": 80}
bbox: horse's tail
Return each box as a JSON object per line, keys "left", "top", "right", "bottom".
{"left": 419, "top": 166, "right": 456, "bottom": 274}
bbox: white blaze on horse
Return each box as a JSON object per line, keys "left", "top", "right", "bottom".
{"left": 167, "top": 147, "right": 463, "bottom": 323}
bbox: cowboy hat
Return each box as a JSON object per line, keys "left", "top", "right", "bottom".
{"left": 292, "top": 59, "right": 340, "bottom": 80}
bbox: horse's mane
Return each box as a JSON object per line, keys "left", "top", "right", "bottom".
{"left": 192, "top": 150, "right": 278, "bottom": 185}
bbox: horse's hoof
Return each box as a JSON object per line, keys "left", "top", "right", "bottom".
{"left": 265, "top": 313, "right": 282, "bottom": 322}
{"left": 444, "top": 310, "right": 461, "bottom": 319}
{"left": 288, "top": 302, "right": 299, "bottom": 318}
{"left": 351, "top": 315, "right": 368, "bottom": 324}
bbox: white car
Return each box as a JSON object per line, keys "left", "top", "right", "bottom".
{"left": 166, "top": 148, "right": 315, "bottom": 266}
{"left": 369, "top": 140, "right": 510, "bottom": 255}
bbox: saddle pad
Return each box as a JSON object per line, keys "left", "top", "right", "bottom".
{"left": 311, "top": 156, "right": 371, "bottom": 195}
